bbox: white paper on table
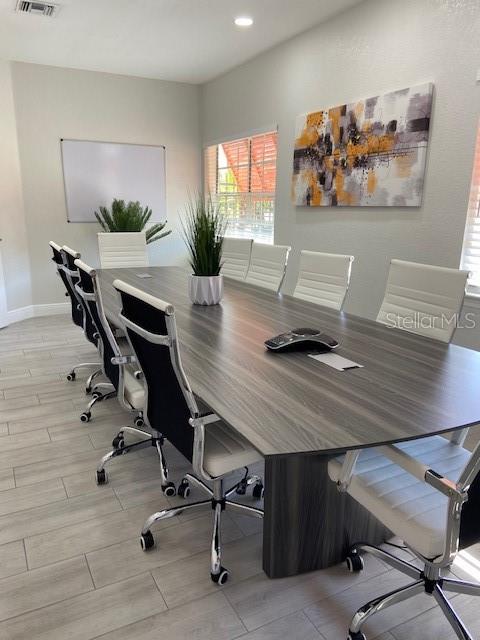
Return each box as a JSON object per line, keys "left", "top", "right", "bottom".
{"left": 136, "top": 273, "right": 153, "bottom": 278}
{"left": 308, "top": 352, "right": 364, "bottom": 371}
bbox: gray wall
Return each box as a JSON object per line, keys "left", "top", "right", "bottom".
{"left": 0, "top": 61, "right": 32, "bottom": 311}
{"left": 10, "top": 63, "right": 201, "bottom": 306}
{"left": 201, "top": 0, "right": 480, "bottom": 348}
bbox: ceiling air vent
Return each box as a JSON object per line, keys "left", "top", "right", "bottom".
{"left": 15, "top": 1, "right": 57, "bottom": 17}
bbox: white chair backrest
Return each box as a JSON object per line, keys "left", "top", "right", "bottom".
{"left": 293, "top": 250, "right": 354, "bottom": 310}
{"left": 222, "top": 237, "right": 253, "bottom": 281}
{"left": 97, "top": 232, "right": 149, "bottom": 269}
{"left": 245, "top": 243, "right": 291, "bottom": 293}
{"left": 377, "top": 259, "right": 469, "bottom": 343}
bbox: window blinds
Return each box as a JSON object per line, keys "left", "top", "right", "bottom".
{"left": 204, "top": 132, "right": 277, "bottom": 243}
{"left": 461, "top": 123, "right": 480, "bottom": 293}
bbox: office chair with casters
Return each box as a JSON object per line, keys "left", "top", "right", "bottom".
{"left": 49, "top": 241, "right": 101, "bottom": 392}
{"left": 74, "top": 258, "right": 144, "bottom": 424}
{"left": 113, "top": 279, "right": 264, "bottom": 584}
{"left": 74, "top": 262, "right": 176, "bottom": 496}
{"left": 293, "top": 250, "right": 354, "bottom": 310}
{"left": 328, "top": 434, "right": 480, "bottom": 640}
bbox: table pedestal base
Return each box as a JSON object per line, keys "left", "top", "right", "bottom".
{"left": 263, "top": 453, "right": 390, "bottom": 578}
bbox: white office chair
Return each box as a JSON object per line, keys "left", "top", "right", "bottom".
{"left": 97, "top": 231, "right": 149, "bottom": 269}
{"left": 328, "top": 434, "right": 480, "bottom": 640}
{"left": 113, "top": 279, "right": 264, "bottom": 584}
{"left": 293, "top": 250, "right": 354, "bottom": 310}
{"left": 377, "top": 259, "right": 469, "bottom": 343}
{"left": 222, "top": 237, "right": 253, "bottom": 281}
{"left": 245, "top": 242, "right": 291, "bottom": 293}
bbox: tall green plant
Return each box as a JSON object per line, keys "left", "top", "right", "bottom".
{"left": 181, "top": 193, "right": 226, "bottom": 276}
{"left": 95, "top": 199, "right": 171, "bottom": 244}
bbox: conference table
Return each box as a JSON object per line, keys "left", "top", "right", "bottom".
{"left": 98, "top": 266, "right": 480, "bottom": 578}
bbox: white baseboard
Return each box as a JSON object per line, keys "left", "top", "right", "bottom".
{"left": 7, "top": 302, "right": 70, "bottom": 325}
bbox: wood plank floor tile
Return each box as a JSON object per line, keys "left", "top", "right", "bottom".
{"left": 86, "top": 512, "right": 244, "bottom": 588}
{"left": 0, "top": 434, "right": 93, "bottom": 471}
{"left": 0, "top": 468, "right": 15, "bottom": 491}
{"left": 0, "top": 490, "right": 122, "bottom": 545}
{"left": 0, "top": 428, "right": 50, "bottom": 453}
{"left": 238, "top": 611, "right": 322, "bottom": 640}
{"left": 25, "top": 500, "right": 178, "bottom": 569}
{"left": 0, "top": 477, "right": 66, "bottom": 517}
{"left": 224, "top": 554, "right": 388, "bottom": 632}
{"left": 0, "top": 572, "right": 167, "bottom": 640}
{"left": 0, "top": 555, "right": 93, "bottom": 622}
{"left": 0, "top": 541, "right": 27, "bottom": 580}
{"left": 152, "top": 533, "right": 263, "bottom": 609}
{"left": 93, "top": 592, "right": 246, "bottom": 640}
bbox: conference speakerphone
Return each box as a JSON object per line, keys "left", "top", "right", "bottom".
{"left": 265, "top": 328, "right": 339, "bottom": 352}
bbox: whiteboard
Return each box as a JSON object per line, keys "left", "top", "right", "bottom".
{"left": 61, "top": 139, "right": 166, "bottom": 223}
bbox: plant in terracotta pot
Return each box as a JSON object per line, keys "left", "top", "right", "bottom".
{"left": 181, "top": 192, "right": 226, "bottom": 305}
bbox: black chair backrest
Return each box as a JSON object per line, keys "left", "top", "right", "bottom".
{"left": 61, "top": 246, "right": 97, "bottom": 345}
{"left": 49, "top": 242, "right": 83, "bottom": 328}
{"left": 75, "top": 261, "right": 120, "bottom": 390}
{"left": 114, "top": 281, "right": 194, "bottom": 461}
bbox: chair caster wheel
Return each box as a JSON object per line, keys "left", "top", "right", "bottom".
{"left": 140, "top": 531, "right": 155, "bottom": 551}
{"left": 347, "top": 631, "right": 366, "bottom": 640}
{"left": 252, "top": 482, "right": 264, "bottom": 500}
{"left": 177, "top": 480, "right": 190, "bottom": 498}
{"left": 235, "top": 480, "right": 247, "bottom": 495}
{"left": 112, "top": 434, "right": 125, "bottom": 451}
{"left": 96, "top": 469, "right": 108, "bottom": 485}
{"left": 211, "top": 567, "right": 229, "bottom": 585}
{"left": 91, "top": 391, "right": 102, "bottom": 400}
{"left": 80, "top": 412, "right": 91, "bottom": 423}
{"left": 66, "top": 372, "right": 76, "bottom": 381}
{"left": 85, "top": 386, "right": 92, "bottom": 395}
{"left": 162, "top": 482, "right": 176, "bottom": 497}
{"left": 346, "top": 552, "right": 364, "bottom": 573}
{"left": 134, "top": 416, "right": 144, "bottom": 428}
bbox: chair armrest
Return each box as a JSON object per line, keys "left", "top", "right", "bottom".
{"left": 189, "top": 413, "right": 220, "bottom": 428}
{"left": 379, "top": 444, "right": 468, "bottom": 502}
{"left": 111, "top": 355, "right": 137, "bottom": 366}
{"left": 336, "top": 450, "right": 361, "bottom": 492}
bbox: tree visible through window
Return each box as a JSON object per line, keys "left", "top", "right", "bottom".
{"left": 461, "top": 122, "right": 480, "bottom": 294}
{"left": 205, "top": 131, "right": 277, "bottom": 243}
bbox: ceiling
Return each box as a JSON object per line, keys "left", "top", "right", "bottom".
{"left": 0, "top": 0, "right": 363, "bottom": 84}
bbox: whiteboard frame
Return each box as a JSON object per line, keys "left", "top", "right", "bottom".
{"left": 60, "top": 138, "right": 167, "bottom": 224}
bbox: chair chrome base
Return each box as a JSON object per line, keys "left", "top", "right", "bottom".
{"left": 345, "top": 543, "right": 480, "bottom": 640}
{"left": 96, "top": 431, "right": 176, "bottom": 496}
{"left": 80, "top": 389, "right": 117, "bottom": 423}
{"left": 66, "top": 363, "right": 102, "bottom": 393}
{"left": 140, "top": 474, "right": 264, "bottom": 584}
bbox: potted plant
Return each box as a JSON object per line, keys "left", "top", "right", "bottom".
{"left": 95, "top": 199, "right": 171, "bottom": 264}
{"left": 181, "top": 192, "right": 226, "bottom": 305}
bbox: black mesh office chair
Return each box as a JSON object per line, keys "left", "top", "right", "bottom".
{"left": 74, "top": 259, "right": 143, "bottom": 423}
{"left": 329, "top": 434, "right": 480, "bottom": 640}
{"left": 113, "top": 279, "right": 264, "bottom": 584}
{"left": 49, "top": 241, "right": 101, "bottom": 392}
{"left": 75, "top": 260, "right": 177, "bottom": 495}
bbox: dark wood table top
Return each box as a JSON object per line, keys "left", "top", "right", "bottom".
{"left": 98, "top": 266, "right": 480, "bottom": 457}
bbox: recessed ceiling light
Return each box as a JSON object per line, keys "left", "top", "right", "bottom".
{"left": 234, "top": 16, "right": 253, "bottom": 27}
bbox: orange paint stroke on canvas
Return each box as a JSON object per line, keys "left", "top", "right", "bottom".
{"left": 296, "top": 111, "right": 325, "bottom": 147}
{"left": 367, "top": 170, "right": 377, "bottom": 194}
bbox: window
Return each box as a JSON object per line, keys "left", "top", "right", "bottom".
{"left": 461, "top": 122, "right": 480, "bottom": 294}
{"left": 205, "top": 131, "right": 277, "bottom": 243}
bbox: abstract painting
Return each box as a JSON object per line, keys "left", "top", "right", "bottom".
{"left": 292, "top": 82, "right": 433, "bottom": 207}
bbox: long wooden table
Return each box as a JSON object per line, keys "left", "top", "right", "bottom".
{"left": 98, "top": 266, "right": 480, "bottom": 577}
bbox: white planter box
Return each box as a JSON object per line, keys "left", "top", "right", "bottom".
{"left": 97, "top": 231, "right": 148, "bottom": 269}
{"left": 188, "top": 275, "right": 223, "bottom": 305}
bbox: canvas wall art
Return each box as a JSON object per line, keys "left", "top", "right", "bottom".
{"left": 292, "top": 82, "right": 433, "bottom": 207}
